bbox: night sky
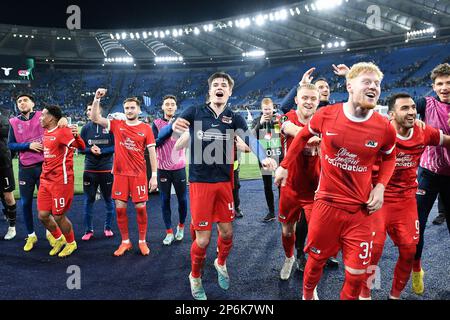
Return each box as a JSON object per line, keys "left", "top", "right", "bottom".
{"left": 1, "top": 0, "right": 301, "bottom": 29}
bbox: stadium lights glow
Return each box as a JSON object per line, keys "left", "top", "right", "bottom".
{"left": 323, "top": 40, "right": 347, "bottom": 50}
{"left": 406, "top": 27, "right": 436, "bottom": 42}
{"left": 104, "top": 57, "right": 134, "bottom": 64}
{"left": 315, "top": 0, "right": 343, "bottom": 10}
{"left": 295, "top": 7, "right": 301, "bottom": 15}
{"left": 242, "top": 50, "right": 266, "bottom": 58}
{"left": 194, "top": 27, "right": 200, "bottom": 35}
{"left": 155, "top": 56, "right": 184, "bottom": 63}
{"left": 143, "top": 32, "right": 148, "bottom": 39}
{"left": 121, "top": 32, "right": 127, "bottom": 40}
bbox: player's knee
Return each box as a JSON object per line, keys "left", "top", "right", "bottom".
{"left": 38, "top": 211, "right": 50, "bottom": 221}
{"left": 345, "top": 266, "right": 367, "bottom": 275}
{"left": 3, "top": 192, "right": 15, "bottom": 206}
{"left": 196, "top": 237, "right": 210, "bottom": 249}
{"left": 398, "top": 245, "right": 416, "bottom": 262}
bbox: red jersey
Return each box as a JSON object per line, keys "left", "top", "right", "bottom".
{"left": 381, "top": 124, "right": 442, "bottom": 199}
{"left": 108, "top": 120, "right": 156, "bottom": 177}
{"left": 41, "top": 127, "right": 85, "bottom": 185}
{"left": 308, "top": 103, "right": 396, "bottom": 210}
{"left": 280, "top": 110, "right": 320, "bottom": 200}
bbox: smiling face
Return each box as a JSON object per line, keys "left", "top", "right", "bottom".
{"left": 295, "top": 87, "right": 319, "bottom": 120}
{"left": 39, "top": 108, "right": 54, "bottom": 129}
{"left": 390, "top": 97, "right": 417, "bottom": 130}
{"left": 315, "top": 80, "right": 330, "bottom": 102}
{"left": 208, "top": 77, "right": 233, "bottom": 107}
{"left": 347, "top": 71, "right": 381, "bottom": 110}
{"left": 432, "top": 75, "right": 450, "bottom": 103}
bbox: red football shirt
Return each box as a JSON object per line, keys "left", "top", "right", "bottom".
{"left": 280, "top": 110, "right": 320, "bottom": 200}
{"left": 383, "top": 124, "right": 442, "bottom": 199}
{"left": 108, "top": 120, "right": 156, "bottom": 177}
{"left": 307, "top": 103, "right": 396, "bottom": 209}
{"left": 41, "top": 127, "right": 85, "bottom": 185}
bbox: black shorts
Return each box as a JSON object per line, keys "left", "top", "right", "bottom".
{"left": 0, "top": 166, "right": 15, "bottom": 193}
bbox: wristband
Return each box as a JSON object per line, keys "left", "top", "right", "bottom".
{"left": 151, "top": 172, "right": 157, "bottom": 177}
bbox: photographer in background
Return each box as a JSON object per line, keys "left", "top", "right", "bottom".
{"left": 251, "top": 98, "right": 282, "bottom": 222}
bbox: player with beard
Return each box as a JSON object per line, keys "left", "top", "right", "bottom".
{"left": 9, "top": 94, "right": 67, "bottom": 251}
{"left": 91, "top": 91, "right": 158, "bottom": 257}
{"left": 172, "top": 72, "right": 277, "bottom": 300}
{"left": 360, "top": 93, "right": 450, "bottom": 300}
{"left": 275, "top": 62, "right": 397, "bottom": 300}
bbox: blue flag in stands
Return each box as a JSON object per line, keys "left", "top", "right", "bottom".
{"left": 143, "top": 95, "right": 152, "bottom": 107}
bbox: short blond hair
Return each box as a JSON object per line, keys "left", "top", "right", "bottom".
{"left": 346, "top": 62, "right": 384, "bottom": 81}
{"left": 297, "top": 83, "right": 319, "bottom": 94}
{"left": 261, "top": 97, "right": 274, "bottom": 106}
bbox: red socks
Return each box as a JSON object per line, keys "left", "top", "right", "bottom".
{"left": 116, "top": 208, "right": 129, "bottom": 241}
{"left": 391, "top": 245, "right": 416, "bottom": 298}
{"left": 136, "top": 206, "right": 148, "bottom": 241}
{"left": 413, "top": 259, "right": 422, "bottom": 273}
{"left": 50, "top": 228, "right": 62, "bottom": 240}
{"left": 341, "top": 270, "right": 366, "bottom": 300}
{"left": 217, "top": 235, "right": 233, "bottom": 266}
{"left": 64, "top": 230, "right": 75, "bottom": 244}
{"left": 360, "top": 243, "right": 384, "bottom": 298}
{"left": 282, "top": 234, "right": 295, "bottom": 259}
{"left": 303, "top": 257, "right": 327, "bottom": 300}
{"left": 191, "top": 241, "right": 207, "bottom": 278}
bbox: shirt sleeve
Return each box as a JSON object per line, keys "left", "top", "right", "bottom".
{"left": 179, "top": 106, "right": 196, "bottom": 124}
{"left": 146, "top": 124, "right": 156, "bottom": 148}
{"left": 107, "top": 119, "right": 117, "bottom": 133}
{"left": 424, "top": 125, "right": 443, "bottom": 146}
{"left": 379, "top": 123, "right": 397, "bottom": 155}
{"left": 58, "top": 128, "right": 77, "bottom": 147}
{"left": 414, "top": 97, "right": 427, "bottom": 121}
{"left": 308, "top": 109, "right": 324, "bottom": 136}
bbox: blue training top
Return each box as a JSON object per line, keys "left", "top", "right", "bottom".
{"left": 179, "top": 104, "right": 266, "bottom": 183}
{"left": 80, "top": 121, "right": 115, "bottom": 172}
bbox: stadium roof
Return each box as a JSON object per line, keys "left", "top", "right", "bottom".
{"left": 1, "top": 0, "right": 449, "bottom": 67}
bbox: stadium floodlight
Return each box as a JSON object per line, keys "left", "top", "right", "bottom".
{"left": 406, "top": 26, "right": 436, "bottom": 42}
{"left": 228, "top": 21, "right": 233, "bottom": 27}
{"left": 280, "top": 9, "right": 288, "bottom": 20}
{"left": 295, "top": 7, "right": 300, "bottom": 15}
{"left": 256, "top": 14, "right": 265, "bottom": 26}
{"left": 130, "top": 33, "right": 135, "bottom": 39}
{"left": 154, "top": 31, "right": 159, "bottom": 38}
{"left": 110, "top": 34, "right": 114, "bottom": 39}
{"left": 178, "top": 29, "right": 183, "bottom": 36}
{"left": 160, "top": 31, "right": 165, "bottom": 38}
{"left": 115, "top": 33, "right": 120, "bottom": 40}
{"left": 334, "top": 41, "right": 339, "bottom": 48}
{"left": 340, "top": 40, "right": 346, "bottom": 47}
{"left": 327, "top": 43, "right": 333, "bottom": 48}
{"left": 315, "top": 0, "right": 343, "bottom": 10}
{"left": 290, "top": 8, "right": 295, "bottom": 16}
{"left": 269, "top": 13, "right": 274, "bottom": 21}
{"left": 305, "top": 4, "right": 310, "bottom": 12}
{"left": 173, "top": 29, "right": 178, "bottom": 37}
{"left": 155, "top": 56, "right": 184, "bottom": 64}
{"left": 121, "top": 32, "right": 127, "bottom": 40}
{"left": 310, "top": 3, "right": 316, "bottom": 11}
{"left": 135, "top": 33, "right": 140, "bottom": 39}
{"left": 165, "top": 30, "right": 170, "bottom": 36}
{"left": 143, "top": 32, "right": 147, "bottom": 39}
{"left": 243, "top": 50, "right": 266, "bottom": 58}
{"left": 194, "top": 27, "right": 200, "bottom": 35}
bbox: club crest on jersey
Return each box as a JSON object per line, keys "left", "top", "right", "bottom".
{"left": 115, "top": 192, "right": 122, "bottom": 196}
{"left": 138, "top": 132, "right": 145, "bottom": 137}
{"left": 279, "top": 116, "right": 288, "bottom": 124}
{"left": 416, "top": 189, "right": 426, "bottom": 196}
{"left": 198, "top": 221, "right": 209, "bottom": 227}
{"left": 49, "top": 137, "right": 56, "bottom": 141}
{"left": 365, "top": 140, "right": 378, "bottom": 148}
{"left": 221, "top": 116, "right": 232, "bottom": 124}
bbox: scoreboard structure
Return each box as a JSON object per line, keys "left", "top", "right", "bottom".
{"left": 0, "top": 56, "right": 34, "bottom": 84}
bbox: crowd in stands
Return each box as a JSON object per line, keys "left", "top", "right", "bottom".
{"left": 0, "top": 42, "right": 448, "bottom": 122}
